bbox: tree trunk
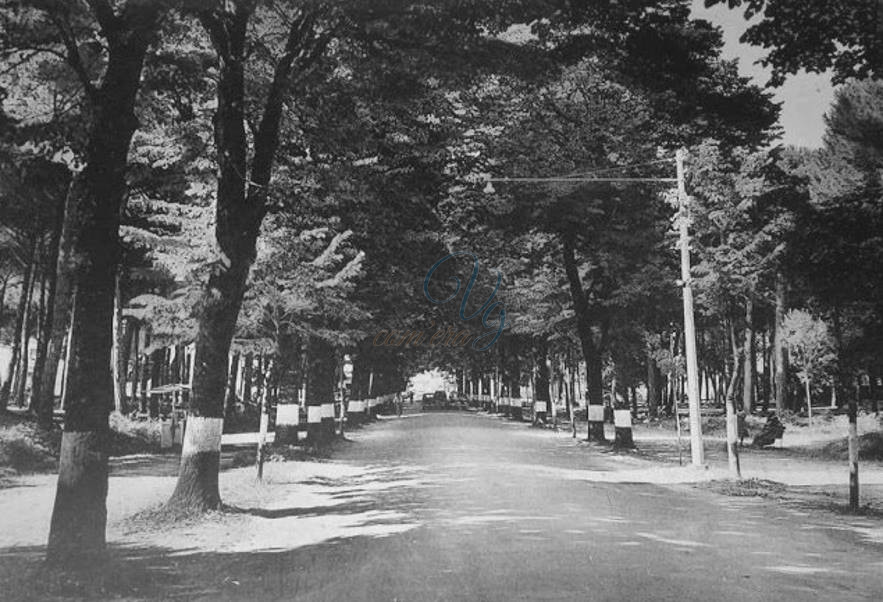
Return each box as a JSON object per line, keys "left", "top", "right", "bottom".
{"left": 742, "top": 297, "right": 755, "bottom": 413}
{"left": 241, "top": 352, "right": 253, "bottom": 407}
{"left": 1, "top": 237, "right": 38, "bottom": 411}
{"left": 773, "top": 273, "right": 788, "bottom": 413}
{"left": 307, "top": 336, "right": 336, "bottom": 446}
{"left": 848, "top": 380, "right": 859, "bottom": 511}
{"left": 805, "top": 378, "right": 813, "bottom": 427}
{"left": 224, "top": 352, "right": 240, "bottom": 420}
{"left": 47, "top": 8, "right": 162, "bottom": 563}
{"left": 13, "top": 252, "right": 39, "bottom": 407}
{"left": 534, "top": 338, "right": 551, "bottom": 424}
{"left": 32, "top": 193, "right": 65, "bottom": 427}
{"left": 168, "top": 4, "right": 330, "bottom": 511}
{"left": 34, "top": 275, "right": 72, "bottom": 428}
{"left": 256, "top": 358, "right": 274, "bottom": 480}
{"left": 111, "top": 269, "right": 129, "bottom": 414}
{"left": 725, "top": 319, "right": 742, "bottom": 478}
{"left": 561, "top": 234, "right": 605, "bottom": 441}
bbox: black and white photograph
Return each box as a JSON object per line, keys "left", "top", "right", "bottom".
{"left": 0, "top": 1, "right": 881, "bottom": 600}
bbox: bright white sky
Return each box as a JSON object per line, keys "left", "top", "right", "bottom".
{"left": 689, "top": 0, "right": 835, "bottom": 148}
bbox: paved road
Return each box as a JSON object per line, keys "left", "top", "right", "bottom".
{"left": 6, "top": 408, "right": 881, "bottom": 601}
{"left": 218, "top": 408, "right": 882, "bottom": 602}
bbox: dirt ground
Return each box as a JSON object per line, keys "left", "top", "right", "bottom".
{"left": 1, "top": 409, "right": 882, "bottom": 600}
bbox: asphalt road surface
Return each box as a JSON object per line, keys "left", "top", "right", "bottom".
{"left": 216, "top": 408, "right": 883, "bottom": 602}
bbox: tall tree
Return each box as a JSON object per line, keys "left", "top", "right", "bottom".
{"left": 2, "top": 0, "right": 170, "bottom": 565}
{"left": 166, "top": 2, "right": 334, "bottom": 510}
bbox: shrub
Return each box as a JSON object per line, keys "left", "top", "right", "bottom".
{"left": 0, "top": 424, "right": 58, "bottom": 473}
{"left": 108, "top": 412, "right": 162, "bottom": 456}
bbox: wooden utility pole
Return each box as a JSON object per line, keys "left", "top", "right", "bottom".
{"left": 676, "top": 149, "right": 705, "bottom": 467}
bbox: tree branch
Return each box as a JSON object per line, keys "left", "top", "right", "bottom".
{"left": 85, "top": 0, "right": 119, "bottom": 36}
{"left": 249, "top": 7, "right": 336, "bottom": 194}
{"left": 49, "top": 13, "right": 99, "bottom": 101}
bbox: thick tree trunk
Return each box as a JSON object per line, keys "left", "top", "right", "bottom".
{"left": 306, "top": 336, "right": 336, "bottom": 446}
{"left": 560, "top": 234, "right": 605, "bottom": 441}
{"left": 168, "top": 4, "right": 329, "bottom": 511}
{"left": 47, "top": 17, "right": 158, "bottom": 561}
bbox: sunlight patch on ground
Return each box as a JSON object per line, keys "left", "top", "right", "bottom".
{"left": 635, "top": 532, "right": 710, "bottom": 547}
{"left": 851, "top": 526, "right": 883, "bottom": 544}
{"left": 765, "top": 565, "right": 837, "bottom": 575}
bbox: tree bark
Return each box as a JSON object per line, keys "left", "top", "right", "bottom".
{"left": 241, "top": 352, "right": 253, "bottom": 407}
{"left": 725, "top": 319, "right": 741, "bottom": 478}
{"left": 307, "top": 336, "right": 336, "bottom": 446}
{"left": 742, "top": 297, "right": 755, "bottom": 413}
{"left": 111, "top": 268, "right": 129, "bottom": 414}
{"left": 647, "top": 347, "right": 660, "bottom": 418}
{"left": 223, "top": 352, "right": 240, "bottom": 420}
{"left": 47, "top": 3, "right": 163, "bottom": 564}
{"left": 32, "top": 192, "right": 65, "bottom": 427}
{"left": 561, "top": 234, "right": 605, "bottom": 441}
{"left": 534, "top": 337, "right": 551, "bottom": 424}
{"left": 168, "top": 4, "right": 330, "bottom": 510}
{"left": 773, "top": 273, "right": 788, "bottom": 412}
{"left": 13, "top": 249, "right": 39, "bottom": 407}
{"left": 1, "top": 237, "right": 38, "bottom": 411}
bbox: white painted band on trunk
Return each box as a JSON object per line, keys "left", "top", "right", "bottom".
{"left": 534, "top": 401, "right": 546, "bottom": 413}
{"left": 307, "top": 405, "right": 322, "bottom": 424}
{"left": 587, "top": 405, "right": 605, "bottom": 422}
{"left": 321, "top": 403, "right": 334, "bottom": 419}
{"left": 368, "top": 398, "right": 376, "bottom": 408}
{"left": 181, "top": 417, "right": 223, "bottom": 455}
{"left": 276, "top": 403, "right": 300, "bottom": 425}
{"left": 614, "top": 410, "right": 632, "bottom": 428}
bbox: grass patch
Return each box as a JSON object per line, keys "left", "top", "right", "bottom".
{"left": 1, "top": 411, "right": 164, "bottom": 476}
{"left": 815, "top": 432, "right": 883, "bottom": 462}
{"left": 698, "top": 478, "right": 787, "bottom": 497}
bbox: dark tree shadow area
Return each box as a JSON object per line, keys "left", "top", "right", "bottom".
{"left": 0, "top": 528, "right": 419, "bottom": 602}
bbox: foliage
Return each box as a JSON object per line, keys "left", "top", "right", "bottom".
{"left": 0, "top": 423, "right": 58, "bottom": 473}
{"left": 707, "top": 0, "right": 880, "bottom": 85}
{"left": 781, "top": 309, "right": 837, "bottom": 388}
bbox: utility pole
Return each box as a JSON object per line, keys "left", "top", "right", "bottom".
{"left": 676, "top": 148, "right": 705, "bottom": 467}
{"left": 488, "top": 152, "right": 705, "bottom": 462}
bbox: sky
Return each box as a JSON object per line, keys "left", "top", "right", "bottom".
{"left": 689, "top": 0, "right": 836, "bottom": 148}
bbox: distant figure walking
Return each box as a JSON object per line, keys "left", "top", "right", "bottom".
{"left": 395, "top": 392, "right": 404, "bottom": 418}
